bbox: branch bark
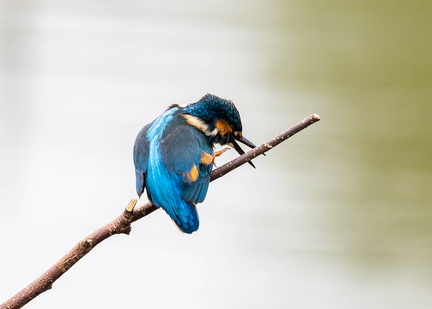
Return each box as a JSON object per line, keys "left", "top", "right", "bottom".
{"left": 1, "top": 113, "right": 320, "bottom": 309}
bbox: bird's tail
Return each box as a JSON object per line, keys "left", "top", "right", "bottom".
{"left": 168, "top": 201, "right": 199, "bottom": 234}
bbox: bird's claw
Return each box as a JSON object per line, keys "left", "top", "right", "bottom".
{"left": 213, "top": 148, "right": 230, "bottom": 158}
{"left": 212, "top": 148, "right": 230, "bottom": 167}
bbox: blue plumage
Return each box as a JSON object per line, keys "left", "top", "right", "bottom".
{"left": 133, "top": 94, "right": 256, "bottom": 233}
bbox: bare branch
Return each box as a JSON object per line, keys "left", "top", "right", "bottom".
{"left": 210, "top": 113, "right": 321, "bottom": 181}
{"left": 0, "top": 114, "right": 320, "bottom": 309}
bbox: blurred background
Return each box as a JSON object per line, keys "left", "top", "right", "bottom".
{"left": 1, "top": 0, "right": 431, "bottom": 308}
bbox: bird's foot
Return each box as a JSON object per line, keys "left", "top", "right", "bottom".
{"left": 212, "top": 148, "right": 230, "bottom": 166}
{"left": 213, "top": 148, "right": 230, "bottom": 158}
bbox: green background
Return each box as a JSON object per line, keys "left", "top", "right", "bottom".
{"left": 1, "top": 0, "right": 431, "bottom": 308}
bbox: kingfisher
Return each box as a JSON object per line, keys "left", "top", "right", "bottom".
{"left": 133, "top": 94, "right": 257, "bottom": 234}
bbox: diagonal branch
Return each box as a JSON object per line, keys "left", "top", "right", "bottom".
{"left": 0, "top": 113, "right": 320, "bottom": 309}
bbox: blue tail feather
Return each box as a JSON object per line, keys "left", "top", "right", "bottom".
{"left": 169, "top": 200, "right": 199, "bottom": 234}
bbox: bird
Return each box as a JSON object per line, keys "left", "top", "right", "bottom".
{"left": 133, "top": 94, "right": 257, "bottom": 234}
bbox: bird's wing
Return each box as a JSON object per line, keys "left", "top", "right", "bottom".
{"left": 160, "top": 120, "right": 213, "bottom": 205}
{"left": 181, "top": 164, "right": 212, "bottom": 204}
{"left": 133, "top": 123, "right": 151, "bottom": 197}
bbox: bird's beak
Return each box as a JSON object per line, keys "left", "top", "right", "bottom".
{"left": 236, "top": 135, "right": 257, "bottom": 149}
{"left": 231, "top": 135, "right": 257, "bottom": 168}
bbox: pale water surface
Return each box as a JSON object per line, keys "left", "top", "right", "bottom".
{"left": 1, "top": 1, "right": 431, "bottom": 308}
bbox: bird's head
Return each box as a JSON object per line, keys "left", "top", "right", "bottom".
{"left": 182, "top": 94, "right": 257, "bottom": 167}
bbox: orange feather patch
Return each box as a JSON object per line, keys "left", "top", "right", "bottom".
{"left": 183, "top": 164, "right": 199, "bottom": 182}
{"left": 200, "top": 152, "right": 213, "bottom": 165}
{"left": 215, "top": 120, "right": 232, "bottom": 136}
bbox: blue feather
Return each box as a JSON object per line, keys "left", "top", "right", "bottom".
{"left": 133, "top": 94, "right": 252, "bottom": 234}
{"left": 134, "top": 106, "right": 211, "bottom": 233}
{"left": 133, "top": 123, "right": 150, "bottom": 197}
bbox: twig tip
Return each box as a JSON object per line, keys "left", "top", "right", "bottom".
{"left": 312, "top": 113, "right": 321, "bottom": 120}
{"left": 126, "top": 199, "right": 138, "bottom": 212}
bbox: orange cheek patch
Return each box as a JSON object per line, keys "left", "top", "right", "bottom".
{"left": 215, "top": 120, "right": 232, "bottom": 136}
{"left": 183, "top": 165, "right": 199, "bottom": 182}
